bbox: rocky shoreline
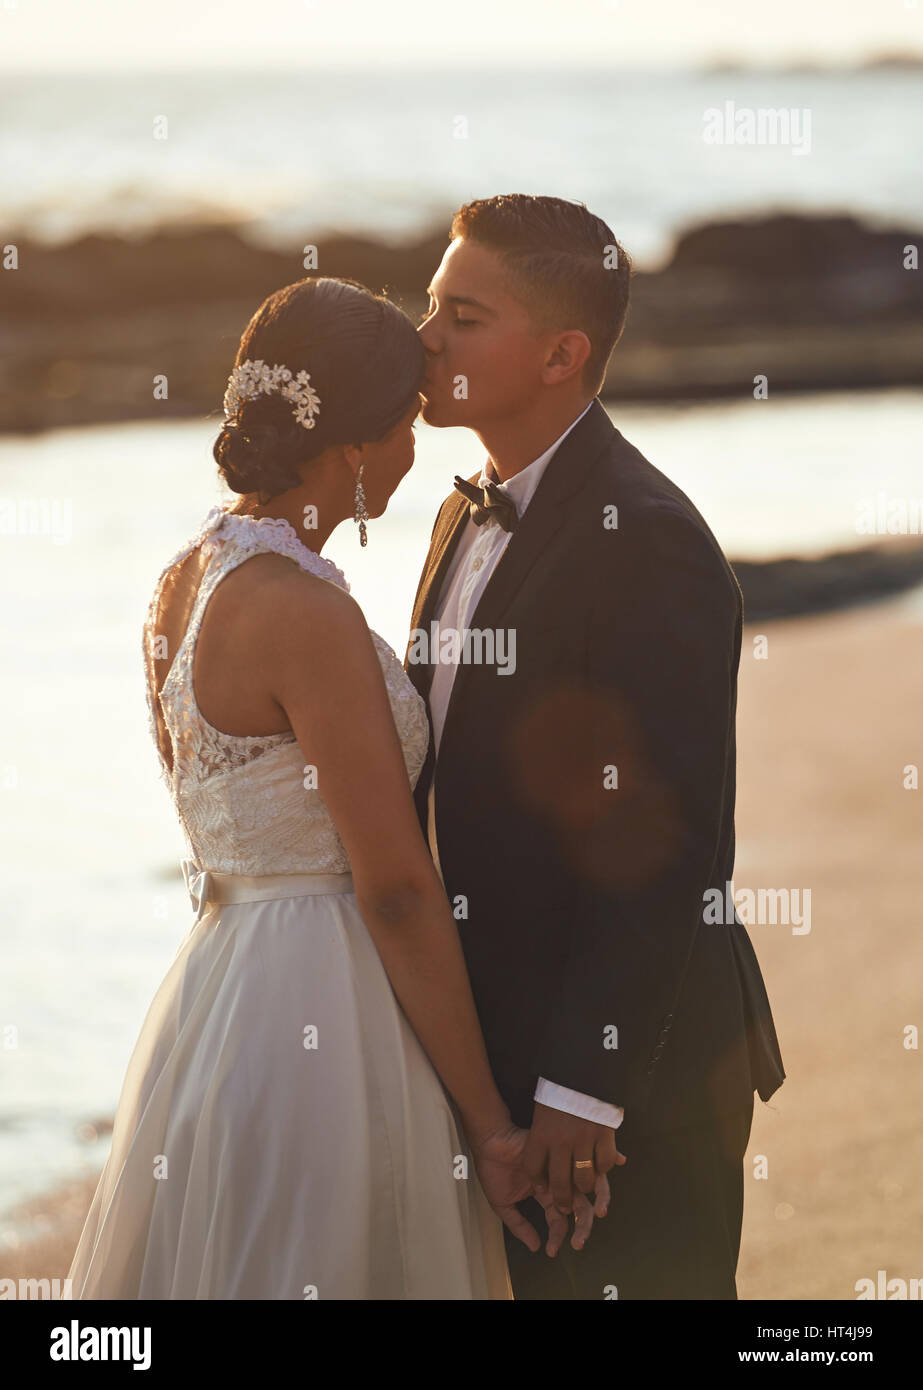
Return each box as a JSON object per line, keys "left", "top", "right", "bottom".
{"left": 733, "top": 537, "right": 923, "bottom": 621}
{"left": 2, "top": 211, "right": 922, "bottom": 618}
{"left": 2, "top": 212, "right": 921, "bottom": 436}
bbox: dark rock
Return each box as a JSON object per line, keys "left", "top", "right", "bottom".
{"left": 732, "top": 539, "right": 923, "bottom": 622}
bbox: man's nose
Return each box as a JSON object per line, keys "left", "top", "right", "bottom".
{"left": 417, "top": 317, "right": 439, "bottom": 353}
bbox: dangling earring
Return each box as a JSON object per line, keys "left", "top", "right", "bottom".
{"left": 353, "top": 462, "right": 369, "bottom": 547}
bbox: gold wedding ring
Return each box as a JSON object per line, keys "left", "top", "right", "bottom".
{"left": 574, "top": 1159, "right": 594, "bottom": 1168}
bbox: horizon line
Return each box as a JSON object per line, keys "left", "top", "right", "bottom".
{"left": 2, "top": 52, "right": 923, "bottom": 76}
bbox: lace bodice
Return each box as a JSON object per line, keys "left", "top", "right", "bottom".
{"left": 143, "top": 506, "right": 430, "bottom": 874}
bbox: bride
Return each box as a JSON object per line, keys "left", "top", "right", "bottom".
{"left": 66, "top": 275, "right": 598, "bottom": 1299}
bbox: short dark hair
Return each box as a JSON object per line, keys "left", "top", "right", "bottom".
{"left": 214, "top": 276, "right": 425, "bottom": 502}
{"left": 450, "top": 194, "right": 631, "bottom": 394}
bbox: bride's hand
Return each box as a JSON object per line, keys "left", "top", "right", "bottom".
{"left": 531, "top": 1171, "right": 611, "bottom": 1256}
{"left": 468, "top": 1121, "right": 544, "bottom": 1252}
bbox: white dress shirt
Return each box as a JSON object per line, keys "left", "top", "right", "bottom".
{"left": 425, "top": 400, "right": 624, "bottom": 1131}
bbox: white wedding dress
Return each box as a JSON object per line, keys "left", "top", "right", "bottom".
{"left": 66, "top": 505, "right": 512, "bottom": 1300}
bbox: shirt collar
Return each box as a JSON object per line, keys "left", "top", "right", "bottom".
{"left": 477, "top": 399, "right": 595, "bottom": 515}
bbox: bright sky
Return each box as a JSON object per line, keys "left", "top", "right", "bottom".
{"left": 1, "top": 0, "right": 921, "bottom": 70}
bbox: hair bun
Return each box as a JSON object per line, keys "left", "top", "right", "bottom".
{"left": 214, "top": 421, "right": 259, "bottom": 493}
{"left": 215, "top": 419, "right": 303, "bottom": 498}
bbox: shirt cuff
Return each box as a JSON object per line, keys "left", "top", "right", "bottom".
{"left": 534, "top": 1077, "right": 625, "bottom": 1129}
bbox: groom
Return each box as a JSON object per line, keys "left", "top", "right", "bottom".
{"left": 403, "top": 194, "right": 785, "bottom": 1300}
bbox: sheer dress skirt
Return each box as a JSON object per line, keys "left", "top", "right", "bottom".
{"left": 66, "top": 870, "right": 512, "bottom": 1300}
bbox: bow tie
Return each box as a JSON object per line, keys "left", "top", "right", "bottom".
{"left": 452, "top": 474, "right": 518, "bottom": 532}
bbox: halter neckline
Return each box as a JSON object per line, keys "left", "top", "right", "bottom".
{"left": 211, "top": 506, "right": 350, "bottom": 592}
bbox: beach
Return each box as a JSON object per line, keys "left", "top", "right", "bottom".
{"left": 2, "top": 590, "right": 920, "bottom": 1299}
{"left": 734, "top": 593, "right": 922, "bottom": 1300}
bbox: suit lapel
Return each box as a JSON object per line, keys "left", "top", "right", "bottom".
{"left": 466, "top": 400, "right": 613, "bottom": 635}
{"left": 408, "top": 492, "right": 469, "bottom": 640}
{"left": 404, "top": 488, "right": 470, "bottom": 707}
{"left": 405, "top": 398, "right": 617, "bottom": 723}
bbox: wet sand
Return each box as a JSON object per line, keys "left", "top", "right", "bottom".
{"left": 735, "top": 593, "right": 922, "bottom": 1299}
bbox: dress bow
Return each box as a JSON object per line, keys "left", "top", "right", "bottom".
{"left": 181, "top": 858, "right": 214, "bottom": 923}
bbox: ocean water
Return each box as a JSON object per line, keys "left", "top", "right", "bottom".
{"left": 2, "top": 66, "right": 922, "bottom": 264}
{"left": 1, "top": 389, "right": 922, "bottom": 1233}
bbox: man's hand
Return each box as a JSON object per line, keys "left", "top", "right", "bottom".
{"left": 522, "top": 1102, "right": 627, "bottom": 1217}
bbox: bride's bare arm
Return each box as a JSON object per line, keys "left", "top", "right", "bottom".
{"left": 252, "top": 565, "right": 511, "bottom": 1146}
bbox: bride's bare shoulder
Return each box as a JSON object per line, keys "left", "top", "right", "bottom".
{"left": 210, "top": 550, "right": 365, "bottom": 641}
{"left": 223, "top": 555, "right": 387, "bottom": 713}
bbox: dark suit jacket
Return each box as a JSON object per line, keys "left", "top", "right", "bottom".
{"left": 403, "top": 398, "right": 785, "bottom": 1136}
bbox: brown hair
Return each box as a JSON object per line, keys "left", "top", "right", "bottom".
{"left": 450, "top": 194, "right": 631, "bottom": 394}
{"left": 213, "top": 277, "right": 425, "bottom": 502}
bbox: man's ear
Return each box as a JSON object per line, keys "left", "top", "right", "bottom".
{"left": 543, "top": 330, "right": 592, "bottom": 386}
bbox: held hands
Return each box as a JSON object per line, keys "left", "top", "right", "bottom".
{"left": 469, "top": 1104, "right": 626, "bottom": 1256}
{"left": 522, "top": 1101, "right": 627, "bottom": 1221}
